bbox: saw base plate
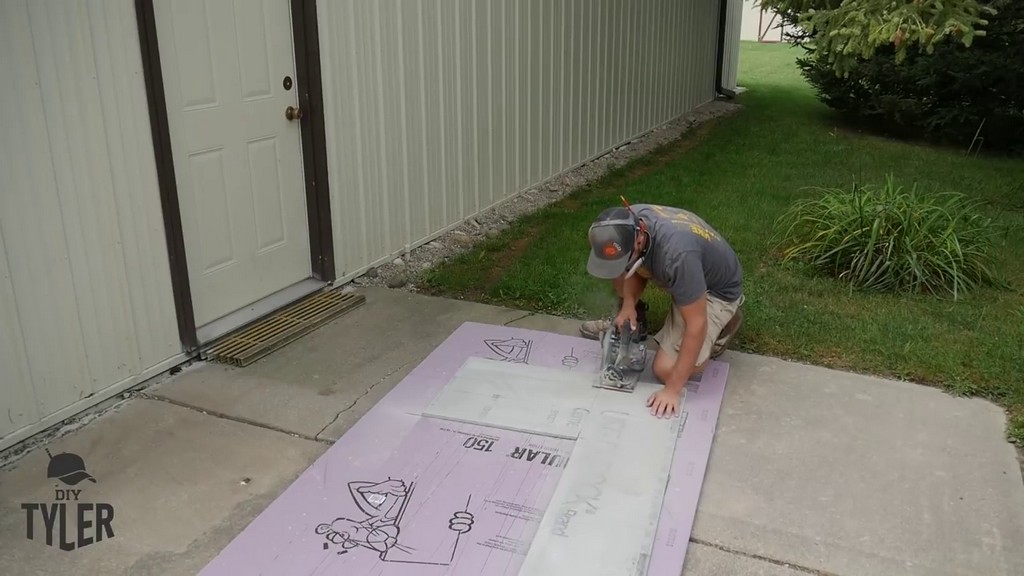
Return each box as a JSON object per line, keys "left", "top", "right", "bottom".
{"left": 594, "top": 368, "right": 641, "bottom": 393}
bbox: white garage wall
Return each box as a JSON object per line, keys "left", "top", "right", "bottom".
{"left": 0, "top": 0, "right": 183, "bottom": 452}
{"left": 318, "top": 0, "right": 723, "bottom": 279}
{"left": 722, "top": 0, "right": 744, "bottom": 92}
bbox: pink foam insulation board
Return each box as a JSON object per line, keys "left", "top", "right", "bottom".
{"left": 197, "top": 321, "right": 729, "bottom": 575}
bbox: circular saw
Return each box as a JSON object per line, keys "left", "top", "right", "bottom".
{"left": 595, "top": 319, "right": 648, "bottom": 392}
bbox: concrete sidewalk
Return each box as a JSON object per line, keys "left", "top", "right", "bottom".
{"left": 2, "top": 286, "right": 1023, "bottom": 575}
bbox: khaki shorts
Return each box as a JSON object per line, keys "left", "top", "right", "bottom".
{"left": 653, "top": 293, "right": 744, "bottom": 366}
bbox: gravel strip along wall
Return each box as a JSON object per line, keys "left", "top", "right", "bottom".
{"left": 346, "top": 100, "right": 742, "bottom": 293}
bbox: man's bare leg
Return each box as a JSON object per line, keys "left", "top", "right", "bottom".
{"left": 651, "top": 346, "right": 707, "bottom": 387}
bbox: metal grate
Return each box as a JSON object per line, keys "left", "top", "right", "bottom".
{"left": 204, "top": 290, "right": 366, "bottom": 367}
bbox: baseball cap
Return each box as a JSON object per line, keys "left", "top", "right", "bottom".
{"left": 587, "top": 207, "right": 637, "bottom": 279}
{"left": 46, "top": 450, "right": 96, "bottom": 485}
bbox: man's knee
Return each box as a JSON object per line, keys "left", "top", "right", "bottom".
{"left": 652, "top": 347, "right": 674, "bottom": 384}
{"left": 652, "top": 343, "right": 708, "bottom": 385}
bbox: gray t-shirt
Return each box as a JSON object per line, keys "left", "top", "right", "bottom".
{"left": 632, "top": 204, "right": 743, "bottom": 306}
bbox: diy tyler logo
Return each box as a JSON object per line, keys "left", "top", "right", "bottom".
{"left": 21, "top": 449, "right": 115, "bottom": 551}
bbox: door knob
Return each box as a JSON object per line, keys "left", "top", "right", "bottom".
{"left": 285, "top": 105, "right": 302, "bottom": 121}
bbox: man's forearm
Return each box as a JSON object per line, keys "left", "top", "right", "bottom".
{"left": 620, "top": 274, "right": 647, "bottom": 307}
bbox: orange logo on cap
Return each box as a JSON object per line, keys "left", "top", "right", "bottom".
{"left": 603, "top": 243, "right": 619, "bottom": 257}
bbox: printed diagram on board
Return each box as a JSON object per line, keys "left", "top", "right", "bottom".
{"left": 561, "top": 348, "right": 579, "bottom": 368}
{"left": 316, "top": 479, "right": 474, "bottom": 566}
{"left": 561, "top": 346, "right": 602, "bottom": 370}
{"left": 484, "top": 338, "right": 533, "bottom": 364}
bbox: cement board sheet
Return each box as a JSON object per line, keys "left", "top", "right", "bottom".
{"left": 517, "top": 381, "right": 681, "bottom": 576}
{"left": 422, "top": 356, "right": 599, "bottom": 439}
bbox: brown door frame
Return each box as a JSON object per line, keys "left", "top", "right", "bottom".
{"left": 134, "top": 0, "right": 335, "bottom": 353}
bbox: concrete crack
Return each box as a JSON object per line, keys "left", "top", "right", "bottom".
{"left": 689, "top": 537, "right": 841, "bottom": 576}
{"left": 315, "top": 362, "right": 411, "bottom": 440}
{"left": 503, "top": 312, "right": 534, "bottom": 326}
{"left": 137, "top": 392, "right": 330, "bottom": 445}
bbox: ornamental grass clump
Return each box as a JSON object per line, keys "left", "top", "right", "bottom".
{"left": 772, "top": 175, "right": 1006, "bottom": 299}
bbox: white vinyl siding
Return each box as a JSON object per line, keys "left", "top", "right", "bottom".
{"left": 0, "top": 0, "right": 739, "bottom": 453}
{"left": 0, "top": 0, "right": 182, "bottom": 451}
{"left": 318, "top": 0, "right": 723, "bottom": 279}
{"left": 722, "top": 0, "right": 743, "bottom": 92}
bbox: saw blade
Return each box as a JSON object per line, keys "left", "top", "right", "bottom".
{"left": 595, "top": 366, "right": 639, "bottom": 392}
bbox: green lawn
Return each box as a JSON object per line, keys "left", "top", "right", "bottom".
{"left": 419, "top": 41, "right": 1024, "bottom": 443}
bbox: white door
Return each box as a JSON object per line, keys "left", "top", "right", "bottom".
{"left": 154, "top": 0, "right": 311, "bottom": 328}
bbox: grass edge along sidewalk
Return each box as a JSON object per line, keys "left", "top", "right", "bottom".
{"left": 417, "top": 42, "right": 1024, "bottom": 445}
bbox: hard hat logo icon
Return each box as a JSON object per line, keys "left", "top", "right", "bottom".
{"left": 45, "top": 449, "right": 97, "bottom": 486}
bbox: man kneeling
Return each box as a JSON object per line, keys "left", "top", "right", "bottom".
{"left": 581, "top": 202, "right": 745, "bottom": 418}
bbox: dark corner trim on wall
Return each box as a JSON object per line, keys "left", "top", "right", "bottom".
{"left": 134, "top": 0, "right": 199, "bottom": 352}
{"left": 715, "top": 0, "right": 737, "bottom": 100}
{"left": 292, "top": 0, "right": 335, "bottom": 282}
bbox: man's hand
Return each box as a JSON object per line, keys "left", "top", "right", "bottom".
{"left": 646, "top": 387, "right": 680, "bottom": 418}
{"left": 614, "top": 304, "right": 637, "bottom": 331}
{"left": 615, "top": 272, "right": 647, "bottom": 332}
